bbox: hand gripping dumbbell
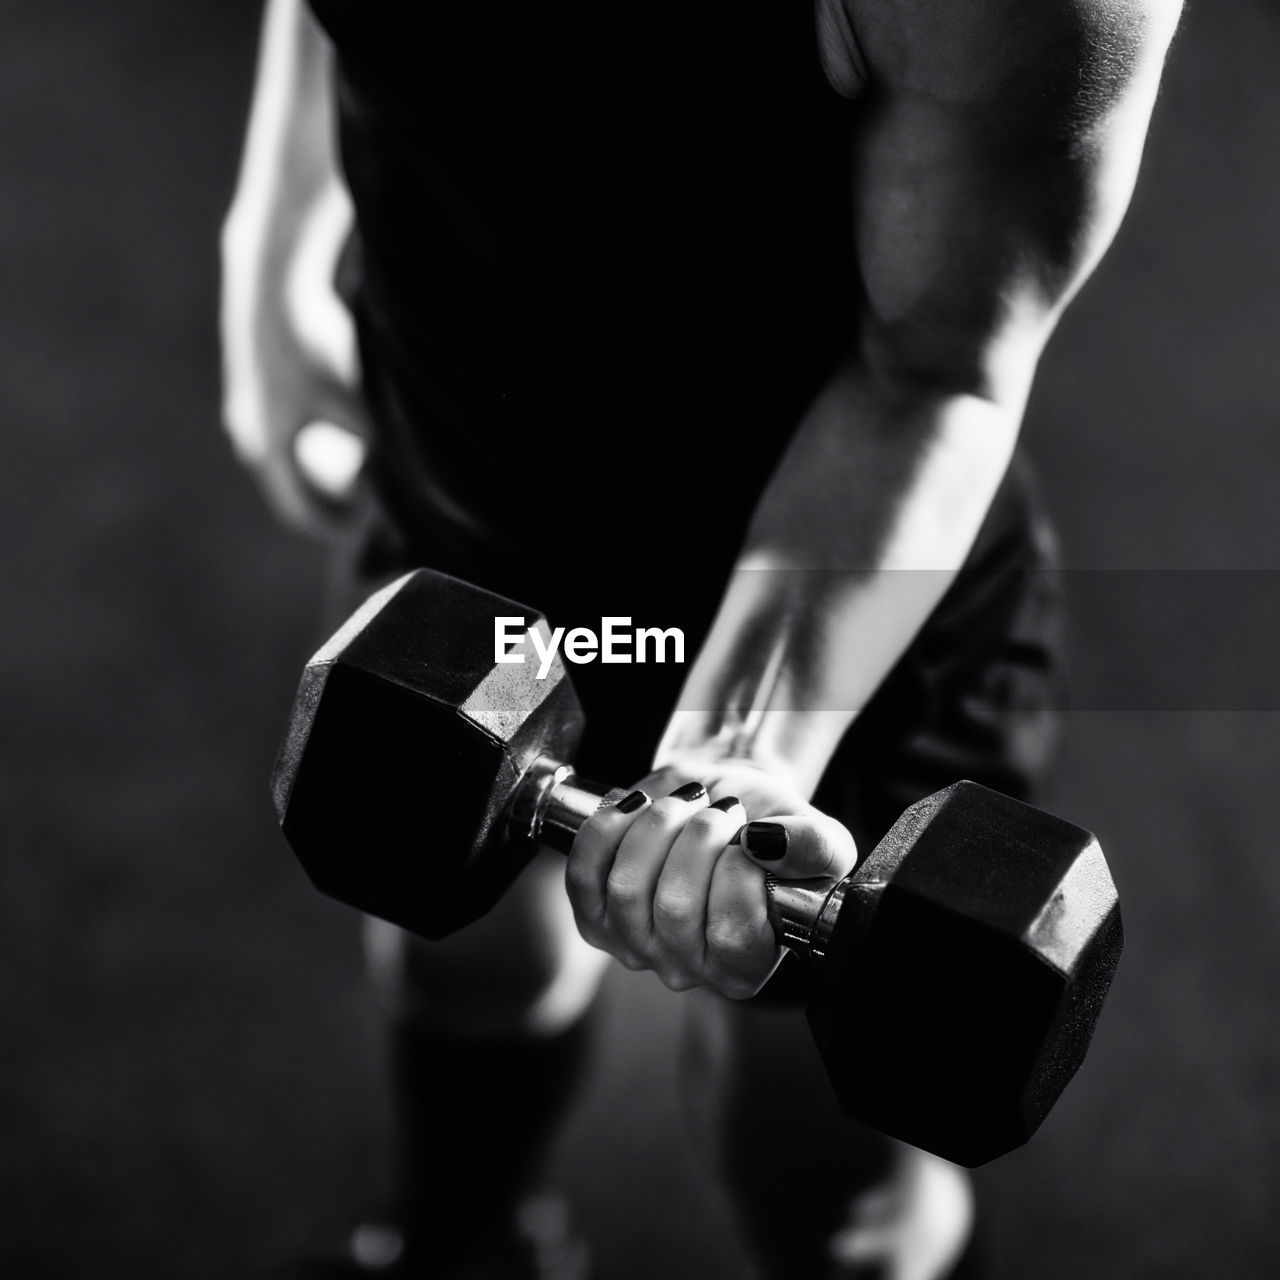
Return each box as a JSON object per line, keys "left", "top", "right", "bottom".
{"left": 272, "top": 569, "right": 1122, "bottom": 1167}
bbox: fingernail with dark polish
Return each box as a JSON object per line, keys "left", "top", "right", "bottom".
{"left": 742, "top": 821, "right": 789, "bottom": 861}
{"left": 671, "top": 781, "right": 707, "bottom": 803}
{"left": 616, "top": 790, "right": 649, "bottom": 814}
{"left": 728, "top": 825, "right": 745, "bottom": 846}
{"left": 709, "top": 796, "right": 740, "bottom": 813}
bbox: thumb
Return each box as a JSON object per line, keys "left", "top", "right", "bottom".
{"left": 735, "top": 811, "right": 857, "bottom": 883}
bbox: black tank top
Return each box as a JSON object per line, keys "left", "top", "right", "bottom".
{"left": 310, "top": 3, "right": 859, "bottom": 578}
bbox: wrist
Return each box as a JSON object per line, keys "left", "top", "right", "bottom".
{"left": 655, "top": 705, "right": 856, "bottom": 801}
{"left": 653, "top": 720, "right": 807, "bottom": 799}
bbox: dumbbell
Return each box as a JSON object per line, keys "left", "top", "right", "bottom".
{"left": 273, "top": 568, "right": 1122, "bottom": 1167}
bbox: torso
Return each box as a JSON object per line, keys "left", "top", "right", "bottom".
{"left": 311, "top": 3, "right": 863, "bottom": 571}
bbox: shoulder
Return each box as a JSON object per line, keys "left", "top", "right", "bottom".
{"left": 822, "top": 0, "right": 1182, "bottom": 106}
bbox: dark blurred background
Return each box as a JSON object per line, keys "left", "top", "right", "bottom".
{"left": 2, "top": 2, "right": 1279, "bottom": 1276}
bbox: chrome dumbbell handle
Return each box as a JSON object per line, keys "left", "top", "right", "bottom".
{"left": 507, "top": 755, "right": 849, "bottom": 962}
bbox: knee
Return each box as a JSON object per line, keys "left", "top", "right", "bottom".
{"left": 363, "top": 853, "right": 609, "bottom": 1036}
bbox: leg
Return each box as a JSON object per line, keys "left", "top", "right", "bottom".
{"left": 682, "top": 994, "right": 974, "bottom": 1280}
{"left": 313, "top": 522, "right": 610, "bottom": 1276}
{"left": 363, "top": 853, "right": 608, "bottom": 1274}
{"left": 680, "top": 786, "right": 986, "bottom": 1280}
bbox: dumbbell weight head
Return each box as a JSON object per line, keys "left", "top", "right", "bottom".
{"left": 808, "top": 783, "right": 1122, "bottom": 1166}
{"left": 274, "top": 568, "right": 1123, "bottom": 1165}
{"left": 272, "top": 570, "right": 586, "bottom": 938}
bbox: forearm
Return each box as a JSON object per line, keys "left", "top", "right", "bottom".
{"left": 222, "top": 0, "right": 345, "bottom": 364}
{"left": 224, "top": 0, "right": 336, "bottom": 238}
{"left": 220, "top": 0, "right": 367, "bottom": 527}
{"left": 657, "top": 362, "right": 1023, "bottom": 797}
{"left": 657, "top": 0, "right": 1181, "bottom": 796}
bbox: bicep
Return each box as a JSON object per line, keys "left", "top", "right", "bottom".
{"left": 847, "top": 0, "right": 1182, "bottom": 401}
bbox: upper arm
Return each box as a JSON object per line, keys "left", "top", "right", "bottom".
{"left": 836, "top": 0, "right": 1183, "bottom": 402}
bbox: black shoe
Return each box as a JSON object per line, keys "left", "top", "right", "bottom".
{"left": 273, "top": 1193, "right": 592, "bottom": 1280}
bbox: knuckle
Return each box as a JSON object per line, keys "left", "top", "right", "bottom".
{"left": 657, "top": 969, "right": 699, "bottom": 993}
{"left": 810, "top": 815, "right": 856, "bottom": 871}
{"left": 801, "top": 844, "right": 839, "bottom": 882}
{"left": 640, "top": 798, "right": 681, "bottom": 826}
{"left": 606, "top": 864, "right": 646, "bottom": 905}
{"left": 684, "top": 806, "right": 722, "bottom": 832}
{"left": 705, "top": 916, "right": 755, "bottom": 961}
{"left": 564, "top": 856, "right": 596, "bottom": 899}
{"left": 652, "top": 885, "right": 699, "bottom": 928}
{"left": 716, "top": 976, "right": 763, "bottom": 1001}
{"left": 576, "top": 809, "right": 609, "bottom": 841}
{"left": 574, "top": 918, "right": 605, "bottom": 950}
{"left": 566, "top": 889, "right": 596, "bottom": 930}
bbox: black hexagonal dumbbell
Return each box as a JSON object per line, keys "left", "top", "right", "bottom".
{"left": 273, "top": 568, "right": 1122, "bottom": 1167}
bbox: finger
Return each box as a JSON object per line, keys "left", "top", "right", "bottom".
{"left": 735, "top": 811, "right": 858, "bottom": 883}
{"left": 605, "top": 782, "right": 709, "bottom": 955}
{"left": 704, "top": 846, "right": 780, "bottom": 998}
{"left": 565, "top": 789, "right": 652, "bottom": 946}
{"left": 293, "top": 418, "right": 369, "bottom": 503}
{"left": 250, "top": 453, "right": 337, "bottom": 539}
{"left": 651, "top": 796, "right": 745, "bottom": 974}
{"left": 287, "top": 379, "right": 375, "bottom": 534}
{"left": 228, "top": 393, "right": 369, "bottom": 539}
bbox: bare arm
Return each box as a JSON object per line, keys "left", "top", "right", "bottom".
{"left": 569, "top": 0, "right": 1184, "bottom": 997}
{"left": 656, "top": 0, "right": 1184, "bottom": 796}
{"left": 221, "top": 0, "right": 369, "bottom": 534}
